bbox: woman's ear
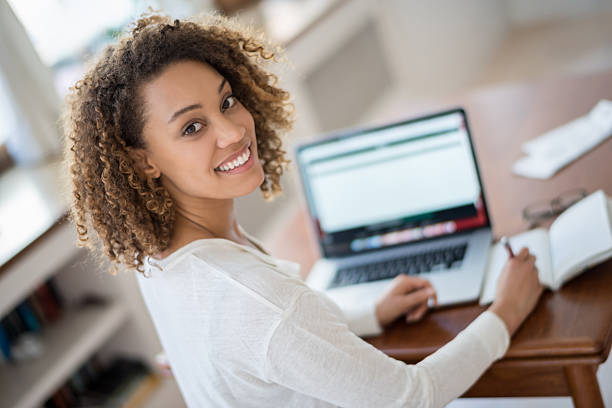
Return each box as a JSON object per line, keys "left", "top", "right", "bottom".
{"left": 128, "top": 148, "right": 161, "bottom": 179}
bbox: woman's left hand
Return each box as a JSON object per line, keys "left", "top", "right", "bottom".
{"left": 375, "top": 275, "right": 438, "bottom": 327}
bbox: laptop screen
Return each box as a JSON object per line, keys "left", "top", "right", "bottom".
{"left": 296, "top": 109, "right": 491, "bottom": 258}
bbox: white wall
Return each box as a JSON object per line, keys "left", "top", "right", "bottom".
{"left": 376, "top": 0, "right": 509, "bottom": 98}
{"left": 504, "top": 0, "right": 612, "bottom": 27}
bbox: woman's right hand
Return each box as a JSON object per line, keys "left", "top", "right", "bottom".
{"left": 488, "top": 247, "right": 544, "bottom": 337}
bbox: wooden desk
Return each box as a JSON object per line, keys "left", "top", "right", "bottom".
{"left": 269, "top": 69, "right": 612, "bottom": 407}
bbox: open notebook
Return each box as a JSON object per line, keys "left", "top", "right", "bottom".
{"left": 480, "top": 190, "right": 612, "bottom": 305}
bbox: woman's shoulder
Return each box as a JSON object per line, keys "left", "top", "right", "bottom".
{"left": 152, "top": 226, "right": 215, "bottom": 262}
{"left": 146, "top": 236, "right": 308, "bottom": 311}
{"left": 154, "top": 236, "right": 277, "bottom": 270}
{"left": 151, "top": 225, "right": 273, "bottom": 268}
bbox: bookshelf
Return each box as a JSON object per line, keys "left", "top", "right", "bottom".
{"left": 0, "top": 302, "right": 126, "bottom": 408}
{"left": 0, "top": 221, "right": 76, "bottom": 319}
{"left": 0, "top": 160, "right": 170, "bottom": 407}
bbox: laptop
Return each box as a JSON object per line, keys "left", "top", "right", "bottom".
{"left": 295, "top": 108, "right": 493, "bottom": 309}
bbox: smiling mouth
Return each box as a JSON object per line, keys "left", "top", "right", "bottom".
{"left": 214, "top": 142, "right": 251, "bottom": 172}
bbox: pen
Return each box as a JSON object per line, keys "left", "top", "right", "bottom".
{"left": 500, "top": 236, "right": 514, "bottom": 258}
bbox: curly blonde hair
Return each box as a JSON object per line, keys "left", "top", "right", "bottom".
{"left": 63, "top": 12, "right": 294, "bottom": 274}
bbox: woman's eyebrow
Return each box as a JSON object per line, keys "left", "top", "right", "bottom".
{"left": 218, "top": 77, "right": 227, "bottom": 93}
{"left": 167, "top": 78, "right": 228, "bottom": 124}
{"left": 168, "top": 104, "right": 202, "bottom": 124}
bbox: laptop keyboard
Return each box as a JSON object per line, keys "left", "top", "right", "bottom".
{"left": 328, "top": 243, "right": 468, "bottom": 289}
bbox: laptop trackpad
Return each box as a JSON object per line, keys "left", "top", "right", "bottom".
{"left": 324, "top": 267, "right": 478, "bottom": 311}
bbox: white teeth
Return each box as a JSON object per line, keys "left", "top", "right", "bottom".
{"left": 217, "top": 147, "right": 251, "bottom": 172}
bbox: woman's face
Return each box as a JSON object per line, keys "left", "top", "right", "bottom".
{"left": 136, "top": 60, "right": 264, "bottom": 202}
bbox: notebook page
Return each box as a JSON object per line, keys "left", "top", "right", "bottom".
{"left": 549, "top": 190, "right": 612, "bottom": 288}
{"left": 479, "top": 228, "right": 551, "bottom": 305}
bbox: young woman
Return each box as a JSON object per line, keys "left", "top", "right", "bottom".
{"left": 63, "top": 12, "right": 543, "bottom": 407}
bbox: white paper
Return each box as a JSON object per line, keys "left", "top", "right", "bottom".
{"left": 549, "top": 190, "right": 612, "bottom": 288}
{"left": 589, "top": 99, "right": 612, "bottom": 134}
{"left": 479, "top": 228, "right": 552, "bottom": 305}
{"left": 512, "top": 154, "right": 564, "bottom": 179}
{"left": 512, "top": 100, "right": 612, "bottom": 179}
{"left": 521, "top": 116, "right": 595, "bottom": 157}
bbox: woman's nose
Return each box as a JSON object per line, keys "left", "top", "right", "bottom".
{"left": 215, "top": 116, "right": 246, "bottom": 149}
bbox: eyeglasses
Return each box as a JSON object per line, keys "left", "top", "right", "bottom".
{"left": 522, "top": 188, "right": 587, "bottom": 227}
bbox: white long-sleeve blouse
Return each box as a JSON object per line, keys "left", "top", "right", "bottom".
{"left": 136, "top": 228, "right": 509, "bottom": 407}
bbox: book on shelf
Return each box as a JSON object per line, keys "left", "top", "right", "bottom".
{"left": 17, "top": 298, "right": 42, "bottom": 333}
{"left": 480, "top": 189, "right": 612, "bottom": 305}
{"left": 33, "top": 280, "right": 63, "bottom": 323}
{"left": 5, "top": 308, "right": 27, "bottom": 338}
{"left": 42, "top": 355, "right": 155, "bottom": 408}
{"left": 0, "top": 277, "right": 64, "bottom": 363}
{"left": 0, "top": 321, "right": 12, "bottom": 363}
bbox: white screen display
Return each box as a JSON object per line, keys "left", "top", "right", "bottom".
{"left": 300, "top": 112, "right": 482, "bottom": 233}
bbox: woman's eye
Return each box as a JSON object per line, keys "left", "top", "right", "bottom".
{"left": 183, "top": 122, "right": 203, "bottom": 136}
{"left": 222, "top": 95, "right": 237, "bottom": 111}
